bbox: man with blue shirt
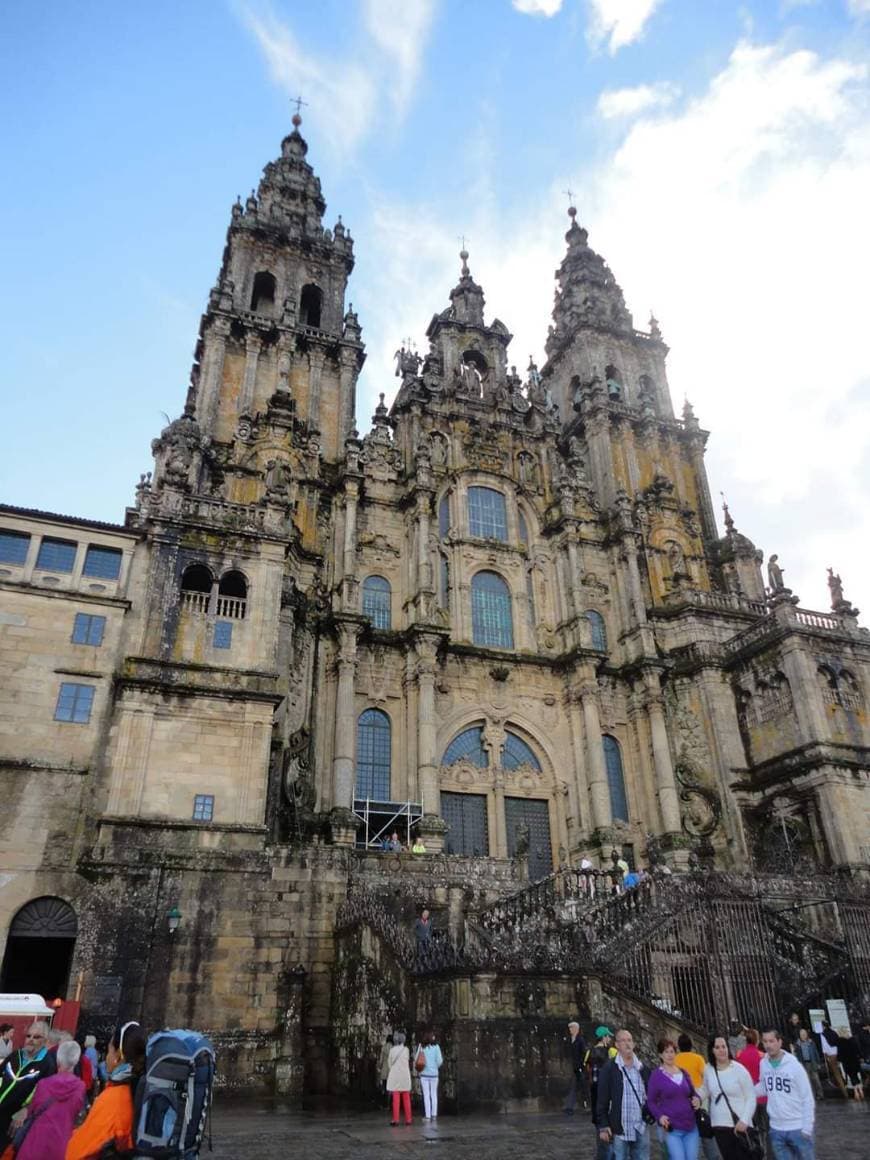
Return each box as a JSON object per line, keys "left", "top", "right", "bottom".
{"left": 759, "top": 1028, "right": 815, "bottom": 1160}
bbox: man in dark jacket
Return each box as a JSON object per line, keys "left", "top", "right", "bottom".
{"left": 0, "top": 1021, "right": 57, "bottom": 1142}
{"left": 563, "top": 1020, "right": 588, "bottom": 1114}
{"left": 596, "top": 1028, "right": 652, "bottom": 1160}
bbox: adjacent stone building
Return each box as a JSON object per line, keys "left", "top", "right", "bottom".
{"left": 1, "top": 117, "right": 868, "bottom": 1095}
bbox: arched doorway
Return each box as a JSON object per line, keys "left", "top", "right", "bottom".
{"left": 0, "top": 897, "right": 77, "bottom": 1000}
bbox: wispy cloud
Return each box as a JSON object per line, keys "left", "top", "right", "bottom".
{"left": 847, "top": 0, "right": 870, "bottom": 17}
{"left": 597, "top": 81, "right": 679, "bottom": 118}
{"left": 512, "top": 0, "right": 564, "bottom": 16}
{"left": 363, "top": 0, "right": 437, "bottom": 113}
{"left": 587, "top": 0, "right": 663, "bottom": 53}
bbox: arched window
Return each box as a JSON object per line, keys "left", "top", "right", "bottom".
{"left": 356, "top": 709, "right": 391, "bottom": 799}
{"left": 439, "top": 494, "right": 451, "bottom": 538}
{"left": 218, "top": 570, "right": 248, "bottom": 619}
{"left": 603, "top": 735, "right": 629, "bottom": 822}
{"left": 250, "top": 271, "right": 276, "bottom": 314}
{"left": 362, "top": 575, "right": 391, "bottom": 629}
{"left": 502, "top": 732, "right": 542, "bottom": 771}
{"left": 180, "top": 564, "right": 213, "bottom": 613}
{"left": 605, "top": 363, "right": 622, "bottom": 400}
{"left": 467, "top": 487, "right": 508, "bottom": 541}
{"left": 587, "top": 610, "right": 607, "bottom": 651}
{"left": 299, "top": 283, "right": 323, "bottom": 329}
{"left": 443, "top": 726, "right": 488, "bottom": 768}
{"left": 471, "top": 571, "right": 513, "bottom": 649}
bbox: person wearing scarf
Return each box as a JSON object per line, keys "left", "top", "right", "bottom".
{"left": 65, "top": 1021, "right": 146, "bottom": 1160}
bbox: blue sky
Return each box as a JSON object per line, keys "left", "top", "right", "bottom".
{"left": 2, "top": 0, "right": 869, "bottom": 613}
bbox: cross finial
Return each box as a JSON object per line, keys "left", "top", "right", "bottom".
{"left": 291, "top": 95, "right": 308, "bottom": 128}
{"left": 292, "top": 95, "right": 308, "bottom": 116}
{"left": 564, "top": 187, "right": 576, "bottom": 206}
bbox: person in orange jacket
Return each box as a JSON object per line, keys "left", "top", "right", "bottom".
{"left": 65, "top": 1021, "right": 146, "bottom": 1160}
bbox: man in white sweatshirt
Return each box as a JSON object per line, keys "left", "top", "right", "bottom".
{"left": 759, "top": 1029, "right": 815, "bottom": 1160}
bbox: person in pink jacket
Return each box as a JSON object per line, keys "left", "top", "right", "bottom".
{"left": 15, "top": 1040, "right": 86, "bottom": 1160}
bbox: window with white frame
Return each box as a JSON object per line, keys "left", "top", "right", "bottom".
{"left": 467, "top": 487, "right": 508, "bottom": 541}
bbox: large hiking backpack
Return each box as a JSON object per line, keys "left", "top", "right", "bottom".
{"left": 133, "top": 1029, "right": 215, "bottom": 1158}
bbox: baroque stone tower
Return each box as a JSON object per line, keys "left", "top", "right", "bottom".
{"left": 1, "top": 118, "right": 867, "bottom": 1091}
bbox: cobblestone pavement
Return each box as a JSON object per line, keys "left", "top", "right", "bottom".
{"left": 208, "top": 1098, "right": 868, "bottom": 1159}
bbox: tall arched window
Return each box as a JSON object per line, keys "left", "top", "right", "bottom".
{"left": 502, "top": 731, "right": 542, "bottom": 771}
{"left": 356, "top": 709, "right": 391, "bottom": 799}
{"left": 587, "top": 610, "right": 607, "bottom": 651}
{"left": 362, "top": 575, "right": 391, "bottom": 629}
{"left": 471, "top": 571, "right": 513, "bottom": 649}
{"left": 603, "top": 735, "right": 629, "bottom": 822}
{"left": 443, "top": 726, "right": 488, "bottom": 767}
{"left": 299, "top": 283, "right": 323, "bottom": 328}
{"left": 218, "top": 570, "right": 247, "bottom": 619}
{"left": 250, "top": 271, "right": 276, "bottom": 314}
{"left": 467, "top": 487, "right": 508, "bottom": 541}
{"left": 180, "top": 564, "right": 213, "bottom": 613}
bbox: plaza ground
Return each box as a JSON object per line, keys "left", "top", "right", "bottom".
{"left": 208, "top": 1097, "right": 867, "bottom": 1159}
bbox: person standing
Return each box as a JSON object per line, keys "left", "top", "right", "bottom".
{"left": 385, "top": 1031, "right": 412, "bottom": 1126}
{"left": 646, "top": 1037, "right": 701, "bottom": 1160}
{"left": 415, "top": 909, "right": 433, "bottom": 958}
{"left": 819, "top": 1021, "right": 848, "bottom": 1098}
{"left": 378, "top": 1034, "right": 392, "bottom": 1098}
{"left": 417, "top": 1029, "right": 443, "bottom": 1121}
{"left": 14, "top": 1039, "right": 85, "bottom": 1160}
{"left": 675, "top": 1034, "right": 718, "bottom": 1160}
{"left": 736, "top": 1029, "right": 767, "bottom": 1137}
{"left": 587, "top": 1026, "right": 617, "bottom": 1160}
{"left": 563, "top": 1020, "right": 588, "bottom": 1115}
{"left": 793, "top": 1029, "right": 822, "bottom": 1100}
{"left": 759, "top": 1028, "right": 814, "bottom": 1160}
{"left": 596, "top": 1028, "right": 652, "bottom": 1160}
{"left": 0, "top": 1021, "right": 56, "bottom": 1142}
{"left": 836, "top": 1028, "right": 864, "bottom": 1100}
{"left": 700, "top": 1034, "right": 756, "bottom": 1160}
{"left": 785, "top": 1013, "right": 804, "bottom": 1053}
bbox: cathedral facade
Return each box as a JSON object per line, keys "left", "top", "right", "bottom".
{"left": 1, "top": 119, "right": 868, "bottom": 1087}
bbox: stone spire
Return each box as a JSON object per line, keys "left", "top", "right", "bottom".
{"left": 448, "top": 244, "right": 485, "bottom": 327}
{"left": 546, "top": 205, "right": 632, "bottom": 359}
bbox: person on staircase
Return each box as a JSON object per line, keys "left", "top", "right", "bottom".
{"left": 386, "top": 1031, "right": 412, "bottom": 1126}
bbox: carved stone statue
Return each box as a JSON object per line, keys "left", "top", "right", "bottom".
{"left": 767, "top": 554, "right": 785, "bottom": 592}
{"left": 513, "top": 821, "right": 530, "bottom": 858}
{"left": 827, "top": 567, "right": 844, "bottom": 606}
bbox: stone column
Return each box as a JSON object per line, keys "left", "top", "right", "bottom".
{"left": 330, "top": 620, "right": 361, "bottom": 845}
{"left": 199, "top": 316, "right": 231, "bottom": 433}
{"left": 579, "top": 681, "right": 611, "bottom": 832}
{"left": 341, "top": 482, "right": 360, "bottom": 611}
{"left": 414, "top": 632, "right": 447, "bottom": 851}
{"left": 239, "top": 332, "right": 261, "bottom": 415}
{"left": 643, "top": 676, "right": 681, "bottom": 834}
{"left": 307, "top": 348, "right": 325, "bottom": 429}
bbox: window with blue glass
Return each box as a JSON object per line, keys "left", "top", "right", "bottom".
{"left": 442, "top": 726, "right": 488, "bottom": 768}
{"left": 36, "top": 538, "right": 77, "bottom": 573}
{"left": 0, "top": 531, "right": 30, "bottom": 565}
{"left": 193, "top": 794, "right": 215, "bottom": 821}
{"left": 72, "top": 613, "right": 105, "bottom": 646}
{"left": 603, "top": 735, "right": 629, "bottom": 822}
{"left": 587, "top": 610, "right": 607, "bottom": 652}
{"left": 467, "top": 487, "right": 508, "bottom": 541}
{"left": 362, "top": 576, "right": 391, "bottom": 629}
{"left": 502, "top": 731, "right": 542, "bottom": 771}
{"left": 471, "top": 571, "right": 513, "bottom": 649}
{"left": 83, "top": 546, "right": 122, "bottom": 580}
{"left": 439, "top": 494, "right": 451, "bottom": 538}
{"left": 213, "top": 620, "right": 233, "bottom": 649}
{"left": 356, "top": 709, "right": 391, "bottom": 799}
{"left": 54, "top": 682, "right": 95, "bottom": 724}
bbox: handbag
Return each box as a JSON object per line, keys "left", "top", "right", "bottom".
{"left": 677, "top": 1067, "right": 714, "bottom": 1139}
{"left": 714, "top": 1068, "right": 765, "bottom": 1159}
{"left": 414, "top": 1047, "right": 426, "bottom": 1073}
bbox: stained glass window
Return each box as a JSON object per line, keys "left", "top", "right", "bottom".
{"left": 356, "top": 709, "right": 391, "bottom": 799}
{"left": 587, "top": 610, "right": 607, "bottom": 651}
{"left": 442, "top": 726, "right": 488, "bottom": 768}
{"left": 72, "top": 613, "right": 105, "bottom": 646}
{"left": 362, "top": 576, "right": 391, "bottom": 629}
{"left": 502, "top": 732, "right": 542, "bottom": 771}
{"left": 603, "top": 735, "right": 629, "bottom": 822}
{"left": 54, "top": 682, "right": 95, "bottom": 724}
{"left": 83, "top": 546, "right": 122, "bottom": 580}
{"left": 471, "top": 571, "right": 513, "bottom": 649}
{"left": 0, "top": 531, "right": 30, "bottom": 565}
{"left": 467, "top": 487, "right": 508, "bottom": 541}
{"left": 36, "top": 538, "right": 76, "bottom": 573}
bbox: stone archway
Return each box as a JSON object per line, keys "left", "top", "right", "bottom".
{"left": 0, "top": 896, "right": 77, "bottom": 1001}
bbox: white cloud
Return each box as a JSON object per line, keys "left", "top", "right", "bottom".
{"left": 355, "top": 36, "right": 870, "bottom": 616}
{"left": 512, "top": 0, "right": 564, "bottom": 16}
{"left": 597, "top": 81, "right": 679, "bottom": 118}
{"left": 847, "top": 0, "right": 870, "bottom": 17}
{"left": 363, "top": 0, "right": 437, "bottom": 113}
{"left": 587, "top": 0, "right": 663, "bottom": 53}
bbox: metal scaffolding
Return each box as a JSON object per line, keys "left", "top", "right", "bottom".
{"left": 353, "top": 798, "right": 423, "bottom": 849}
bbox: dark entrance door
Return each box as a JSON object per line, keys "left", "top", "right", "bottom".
{"left": 0, "top": 897, "right": 77, "bottom": 1001}
{"left": 505, "top": 797, "right": 552, "bottom": 882}
{"left": 441, "top": 792, "right": 489, "bottom": 856}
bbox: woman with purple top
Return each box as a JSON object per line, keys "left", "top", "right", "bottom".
{"left": 647, "top": 1037, "right": 702, "bottom": 1160}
